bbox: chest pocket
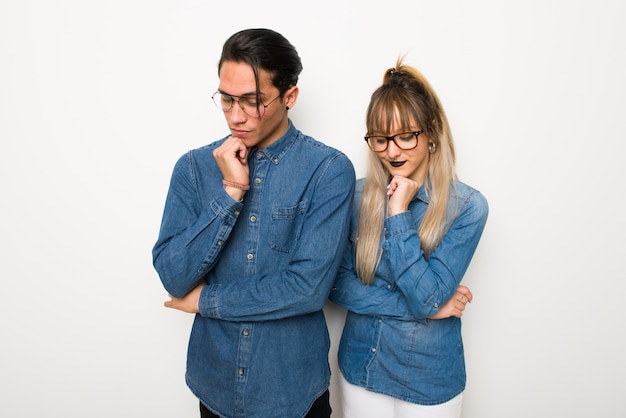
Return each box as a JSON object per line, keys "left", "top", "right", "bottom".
{"left": 270, "top": 201, "right": 307, "bottom": 253}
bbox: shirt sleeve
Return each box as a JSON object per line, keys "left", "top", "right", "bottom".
{"left": 152, "top": 151, "right": 242, "bottom": 298}
{"left": 198, "top": 153, "right": 356, "bottom": 322}
{"left": 329, "top": 233, "right": 417, "bottom": 320}
{"left": 384, "top": 190, "right": 489, "bottom": 318}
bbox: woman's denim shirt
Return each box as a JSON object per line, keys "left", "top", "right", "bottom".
{"left": 330, "top": 178, "right": 488, "bottom": 405}
{"left": 153, "top": 122, "right": 355, "bottom": 418}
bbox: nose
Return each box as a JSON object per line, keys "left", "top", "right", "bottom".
{"left": 227, "top": 101, "right": 248, "bottom": 123}
{"left": 385, "top": 139, "right": 402, "bottom": 158}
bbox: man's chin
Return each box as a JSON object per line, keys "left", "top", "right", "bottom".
{"left": 233, "top": 135, "right": 257, "bottom": 148}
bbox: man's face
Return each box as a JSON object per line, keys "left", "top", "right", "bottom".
{"left": 217, "top": 61, "right": 289, "bottom": 149}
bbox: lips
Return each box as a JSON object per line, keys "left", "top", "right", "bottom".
{"left": 389, "top": 161, "right": 406, "bottom": 167}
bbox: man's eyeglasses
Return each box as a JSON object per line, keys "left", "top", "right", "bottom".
{"left": 212, "top": 91, "right": 281, "bottom": 117}
{"left": 364, "top": 130, "right": 424, "bottom": 152}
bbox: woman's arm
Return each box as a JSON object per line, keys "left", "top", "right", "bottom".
{"left": 329, "top": 238, "right": 415, "bottom": 319}
{"left": 385, "top": 189, "right": 488, "bottom": 318}
{"left": 330, "top": 241, "right": 474, "bottom": 320}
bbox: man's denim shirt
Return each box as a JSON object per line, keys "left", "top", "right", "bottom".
{"left": 153, "top": 122, "right": 355, "bottom": 418}
{"left": 330, "top": 178, "right": 488, "bottom": 405}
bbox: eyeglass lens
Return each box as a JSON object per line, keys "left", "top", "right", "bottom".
{"left": 212, "top": 92, "right": 265, "bottom": 117}
{"left": 367, "top": 132, "right": 419, "bottom": 151}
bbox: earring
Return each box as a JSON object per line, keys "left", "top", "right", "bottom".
{"left": 285, "top": 106, "right": 290, "bottom": 110}
{"left": 428, "top": 143, "right": 436, "bottom": 153}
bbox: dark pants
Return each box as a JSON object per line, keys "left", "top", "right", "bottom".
{"left": 200, "top": 389, "right": 331, "bottom": 418}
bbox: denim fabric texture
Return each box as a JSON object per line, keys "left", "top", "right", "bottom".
{"left": 153, "top": 121, "right": 355, "bottom": 418}
{"left": 330, "top": 178, "right": 488, "bottom": 405}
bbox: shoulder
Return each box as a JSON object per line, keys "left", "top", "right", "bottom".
{"left": 294, "top": 132, "right": 355, "bottom": 175}
{"left": 355, "top": 178, "right": 365, "bottom": 195}
{"left": 351, "top": 178, "right": 366, "bottom": 220}
{"left": 170, "top": 137, "right": 228, "bottom": 181}
{"left": 455, "top": 181, "right": 488, "bottom": 205}
{"left": 174, "top": 137, "right": 227, "bottom": 166}
{"left": 298, "top": 132, "right": 350, "bottom": 159}
{"left": 189, "top": 136, "right": 228, "bottom": 159}
{"left": 451, "top": 180, "right": 489, "bottom": 222}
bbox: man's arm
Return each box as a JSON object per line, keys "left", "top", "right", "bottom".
{"left": 152, "top": 147, "right": 241, "bottom": 298}
{"left": 197, "top": 153, "right": 355, "bottom": 322}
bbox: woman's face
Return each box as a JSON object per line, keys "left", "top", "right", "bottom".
{"left": 374, "top": 113, "right": 431, "bottom": 185}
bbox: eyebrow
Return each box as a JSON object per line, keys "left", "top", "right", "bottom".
{"left": 218, "top": 89, "right": 259, "bottom": 98}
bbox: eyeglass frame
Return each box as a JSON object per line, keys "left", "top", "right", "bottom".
{"left": 211, "top": 90, "right": 282, "bottom": 117}
{"left": 364, "top": 130, "right": 425, "bottom": 152}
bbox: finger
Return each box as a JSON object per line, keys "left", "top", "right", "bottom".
{"left": 225, "top": 137, "right": 246, "bottom": 156}
{"left": 457, "top": 284, "right": 469, "bottom": 294}
{"left": 236, "top": 147, "right": 249, "bottom": 164}
{"left": 217, "top": 136, "right": 245, "bottom": 156}
{"left": 457, "top": 286, "right": 473, "bottom": 303}
{"left": 454, "top": 294, "right": 469, "bottom": 310}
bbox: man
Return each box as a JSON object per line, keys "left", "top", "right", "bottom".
{"left": 152, "top": 28, "right": 355, "bottom": 418}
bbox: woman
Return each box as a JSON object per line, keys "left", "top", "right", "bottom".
{"left": 330, "top": 59, "right": 488, "bottom": 418}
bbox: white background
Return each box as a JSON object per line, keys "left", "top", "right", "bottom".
{"left": 1, "top": 1, "right": 625, "bottom": 417}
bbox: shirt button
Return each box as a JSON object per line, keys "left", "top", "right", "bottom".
{"left": 247, "top": 254, "right": 254, "bottom": 260}
{"left": 234, "top": 210, "right": 240, "bottom": 216}
{"left": 250, "top": 216, "right": 257, "bottom": 222}
{"left": 434, "top": 302, "right": 439, "bottom": 308}
{"left": 273, "top": 158, "right": 279, "bottom": 163}
{"left": 371, "top": 348, "right": 376, "bottom": 353}
{"left": 217, "top": 241, "right": 223, "bottom": 246}
{"left": 258, "top": 152, "right": 264, "bottom": 158}
{"left": 243, "top": 329, "right": 250, "bottom": 336}
{"left": 238, "top": 368, "right": 245, "bottom": 376}
{"left": 254, "top": 178, "right": 261, "bottom": 184}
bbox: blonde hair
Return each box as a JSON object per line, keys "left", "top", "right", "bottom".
{"left": 356, "top": 58, "right": 457, "bottom": 285}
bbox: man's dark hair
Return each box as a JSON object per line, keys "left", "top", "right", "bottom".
{"left": 218, "top": 28, "right": 303, "bottom": 96}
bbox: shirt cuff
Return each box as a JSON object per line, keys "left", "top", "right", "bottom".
{"left": 212, "top": 188, "right": 244, "bottom": 223}
{"left": 384, "top": 211, "right": 417, "bottom": 239}
{"left": 199, "top": 284, "right": 221, "bottom": 318}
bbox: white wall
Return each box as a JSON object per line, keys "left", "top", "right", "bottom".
{"left": 1, "top": 1, "right": 625, "bottom": 417}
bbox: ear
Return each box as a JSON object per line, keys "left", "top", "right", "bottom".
{"left": 284, "top": 86, "right": 299, "bottom": 110}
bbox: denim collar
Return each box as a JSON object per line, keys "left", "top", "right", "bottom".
{"left": 251, "top": 120, "right": 297, "bottom": 165}
{"left": 414, "top": 182, "right": 430, "bottom": 204}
